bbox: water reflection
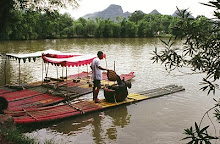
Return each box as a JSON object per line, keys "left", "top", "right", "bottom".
{"left": 92, "top": 113, "right": 104, "bottom": 144}
{"left": 104, "top": 106, "right": 131, "bottom": 140}
{"left": 0, "top": 57, "right": 14, "bottom": 85}
{"left": 41, "top": 105, "right": 131, "bottom": 143}
{"left": 0, "top": 57, "right": 38, "bottom": 85}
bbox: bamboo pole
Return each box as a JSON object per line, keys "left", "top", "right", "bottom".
{"left": 66, "top": 67, "right": 68, "bottom": 99}
{"left": 105, "top": 57, "right": 108, "bottom": 69}
{"left": 62, "top": 67, "right": 64, "bottom": 79}
{"left": 56, "top": 65, "right": 59, "bottom": 88}
{"left": 46, "top": 63, "right": 49, "bottom": 78}
{"left": 18, "top": 59, "right": 21, "bottom": 86}
{"left": 42, "top": 59, "right": 44, "bottom": 84}
{"left": 114, "top": 61, "right": 116, "bottom": 84}
{"left": 78, "top": 65, "right": 79, "bottom": 79}
{"left": 87, "top": 65, "right": 88, "bottom": 77}
{"left": 4, "top": 57, "right": 7, "bottom": 85}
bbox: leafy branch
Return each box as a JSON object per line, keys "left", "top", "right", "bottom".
{"left": 183, "top": 99, "right": 220, "bottom": 143}
{"left": 182, "top": 122, "right": 218, "bottom": 144}
{"left": 151, "top": 0, "right": 220, "bottom": 143}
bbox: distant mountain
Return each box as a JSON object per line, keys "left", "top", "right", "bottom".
{"left": 83, "top": 4, "right": 131, "bottom": 21}
{"left": 172, "top": 9, "right": 194, "bottom": 18}
{"left": 82, "top": 4, "right": 195, "bottom": 20}
{"left": 149, "top": 9, "right": 161, "bottom": 15}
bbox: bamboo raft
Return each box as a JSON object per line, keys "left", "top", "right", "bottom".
{"left": 0, "top": 71, "right": 135, "bottom": 111}
{"left": 5, "top": 85, "right": 185, "bottom": 124}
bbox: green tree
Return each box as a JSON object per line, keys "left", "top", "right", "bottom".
{"left": 7, "top": 9, "right": 24, "bottom": 40}
{"left": 120, "top": 18, "right": 127, "bottom": 37}
{"left": 169, "top": 17, "right": 181, "bottom": 35}
{"left": 112, "top": 23, "right": 121, "bottom": 38}
{"left": 37, "top": 11, "right": 60, "bottom": 39}
{"left": 140, "top": 14, "right": 163, "bottom": 37}
{"left": 103, "top": 19, "right": 114, "bottom": 38}
{"left": 160, "top": 15, "right": 173, "bottom": 34}
{"left": 58, "top": 13, "right": 74, "bottom": 37}
{"left": 85, "top": 19, "right": 98, "bottom": 37}
{"left": 63, "top": 26, "right": 75, "bottom": 38}
{"left": 95, "top": 18, "right": 105, "bottom": 38}
{"left": 0, "top": 0, "right": 80, "bottom": 39}
{"left": 128, "top": 10, "right": 145, "bottom": 24}
{"left": 137, "top": 20, "right": 146, "bottom": 37}
{"left": 126, "top": 21, "right": 137, "bottom": 37}
{"left": 77, "top": 17, "right": 88, "bottom": 37}
{"left": 152, "top": 1, "right": 220, "bottom": 143}
{"left": 22, "top": 10, "right": 40, "bottom": 39}
{"left": 74, "top": 22, "right": 84, "bottom": 37}
{"left": 144, "top": 22, "right": 154, "bottom": 37}
{"left": 0, "top": 0, "right": 14, "bottom": 36}
{"left": 137, "top": 20, "right": 154, "bottom": 37}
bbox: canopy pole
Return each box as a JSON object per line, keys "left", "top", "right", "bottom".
{"left": 66, "top": 67, "right": 68, "bottom": 99}
{"left": 114, "top": 61, "right": 116, "bottom": 85}
{"left": 44, "top": 61, "right": 46, "bottom": 81}
{"left": 46, "top": 63, "right": 49, "bottom": 78}
{"left": 42, "top": 59, "right": 44, "bottom": 84}
{"left": 4, "top": 57, "right": 7, "bottom": 85}
{"left": 105, "top": 57, "right": 108, "bottom": 69}
{"left": 105, "top": 57, "right": 109, "bottom": 85}
{"left": 87, "top": 65, "right": 88, "bottom": 77}
{"left": 114, "top": 61, "right": 115, "bottom": 71}
{"left": 62, "top": 67, "right": 64, "bottom": 79}
{"left": 18, "top": 59, "right": 21, "bottom": 86}
{"left": 78, "top": 66, "right": 79, "bottom": 79}
{"left": 56, "top": 65, "right": 58, "bottom": 88}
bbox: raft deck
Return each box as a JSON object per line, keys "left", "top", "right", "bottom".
{"left": 0, "top": 71, "right": 135, "bottom": 111}
{"left": 6, "top": 85, "right": 185, "bottom": 124}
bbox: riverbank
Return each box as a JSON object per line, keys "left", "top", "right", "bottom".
{"left": 0, "top": 127, "right": 35, "bottom": 144}
{"left": 0, "top": 126, "right": 58, "bottom": 144}
{"left": 0, "top": 115, "right": 57, "bottom": 144}
{"left": 0, "top": 115, "right": 34, "bottom": 144}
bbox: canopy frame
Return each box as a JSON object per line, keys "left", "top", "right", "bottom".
{"left": 4, "top": 49, "right": 61, "bottom": 86}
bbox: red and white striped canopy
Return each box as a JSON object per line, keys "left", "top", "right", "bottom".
{"left": 42, "top": 52, "right": 106, "bottom": 67}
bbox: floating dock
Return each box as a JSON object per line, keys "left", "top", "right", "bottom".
{"left": 5, "top": 85, "right": 185, "bottom": 124}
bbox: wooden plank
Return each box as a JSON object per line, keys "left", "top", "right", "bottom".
{"left": 23, "top": 109, "right": 38, "bottom": 121}
{"left": 70, "top": 101, "right": 101, "bottom": 113}
{"left": 127, "top": 93, "right": 148, "bottom": 100}
{"left": 92, "top": 98, "right": 134, "bottom": 109}
{"left": 142, "top": 85, "right": 185, "bottom": 98}
{"left": 139, "top": 85, "right": 183, "bottom": 94}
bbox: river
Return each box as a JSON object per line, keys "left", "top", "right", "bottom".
{"left": 0, "top": 38, "right": 219, "bottom": 144}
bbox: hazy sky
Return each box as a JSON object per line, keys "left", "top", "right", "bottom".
{"left": 61, "top": 0, "right": 215, "bottom": 19}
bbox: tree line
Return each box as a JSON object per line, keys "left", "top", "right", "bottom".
{"left": 0, "top": 9, "right": 212, "bottom": 40}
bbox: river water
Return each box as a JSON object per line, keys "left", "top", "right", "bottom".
{"left": 0, "top": 38, "right": 219, "bottom": 144}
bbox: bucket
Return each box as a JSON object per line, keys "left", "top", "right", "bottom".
{"left": 104, "top": 87, "right": 127, "bottom": 102}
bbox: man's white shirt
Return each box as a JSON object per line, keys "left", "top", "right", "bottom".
{"left": 91, "top": 57, "right": 102, "bottom": 80}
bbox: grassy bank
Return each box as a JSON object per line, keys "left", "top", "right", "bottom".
{"left": 0, "top": 126, "right": 58, "bottom": 144}
{"left": 0, "top": 127, "right": 36, "bottom": 144}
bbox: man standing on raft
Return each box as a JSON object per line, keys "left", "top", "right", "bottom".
{"left": 90, "top": 51, "right": 108, "bottom": 103}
